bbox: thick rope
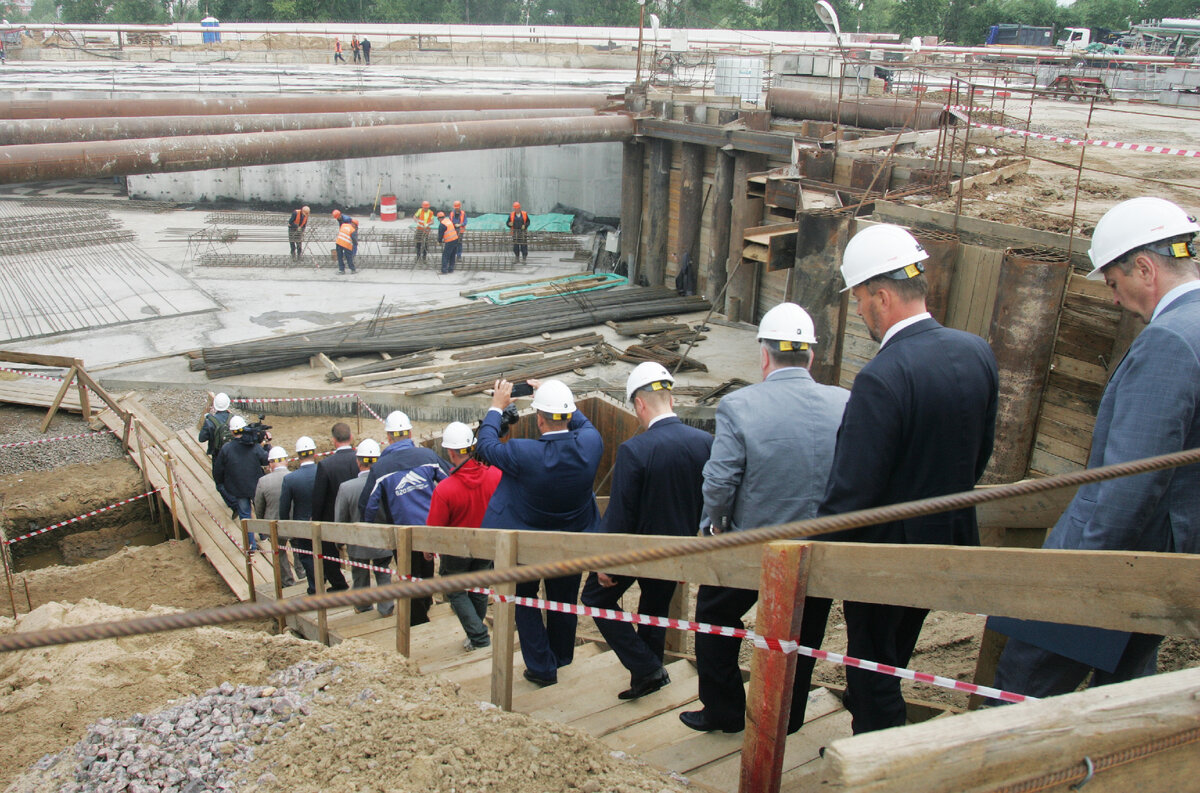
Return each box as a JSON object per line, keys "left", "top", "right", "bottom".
{"left": 2, "top": 445, "right": 1199, "bottom": 654}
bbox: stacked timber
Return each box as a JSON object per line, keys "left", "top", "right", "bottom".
{"left": 195, "top": 288, "right": 710, "bottom": 378}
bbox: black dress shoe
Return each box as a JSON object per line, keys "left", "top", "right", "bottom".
{"left": 618, "top": 668, "right": 670, "bottom": 700}
{"left": 679, "top": 709, "right": 744, "bottom": 733}
{"left": 523, "top": 669, "right": 557, "bottom": 687}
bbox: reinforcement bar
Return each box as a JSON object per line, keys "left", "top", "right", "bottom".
{"left": 2, "top": 444, "right": 1199, "bottom": 654}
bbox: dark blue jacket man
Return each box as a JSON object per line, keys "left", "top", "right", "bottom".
{"left": 477, "top": 378, "right": 603, "bottom": 686}
{"left": 816, "top": 224, "right": 998, "bottom": 735}
{"left": 582, "top": 362, "right": 712, "bottom": 701}
{"left": 212, "top": 414, "right": 268, "bottom": 523}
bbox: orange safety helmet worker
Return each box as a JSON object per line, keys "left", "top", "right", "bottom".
{"left": 440, "top": 214, "right": 459, "bottom": 242}
{"left": 436, "top": 211, "right": 445, "bottom": 218}
{"left": 422, "top": 200, "right": 430, "bottom": 208}
{"left": 513, "top": 202, "right": 521, "bottom": 209}
{"left": 332, "top": 209, "right": 342, "bottom": 219}
{"left": 335, "top": 221, "right": 356, "bottom": 250}
{"left": 453, "top": 200, "right": 462, "bottom": 209}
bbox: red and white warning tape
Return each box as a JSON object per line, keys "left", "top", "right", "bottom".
{"left": 0, "top": 366, "right": 68, "bottom": 383}
{"left": 231, "top": 393, "right": 358, "bottom": 405}
{"left": 949, "top": 108, "right": 1200, "bottom": 157}
{"left": 356, "top": 396, "right": 385, "bottom": 424}
{"left": 945, "top": 104, "right": 996, "bottom": 114}
{"left": 0, "top": 429, "right": 115, "bottom": 450}
{"left": 4, "top": 488, "right": 162, "bottom": 545}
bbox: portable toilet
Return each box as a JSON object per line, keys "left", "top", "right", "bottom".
{"left": 201, "top": 17, "right": 221, "bottom": 44}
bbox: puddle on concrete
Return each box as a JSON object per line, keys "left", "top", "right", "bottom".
{"left": 251, "top": 310, "right": 363, "bottom": 329}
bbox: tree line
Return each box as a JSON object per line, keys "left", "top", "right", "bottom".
{"left": 6, "top": 0, "right": 1199, "bottom": 46}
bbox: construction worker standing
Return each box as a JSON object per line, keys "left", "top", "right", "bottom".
{"left": 449, "top": 200, "right": 467, "bottom": 266}
{"left": 437, "top": 210, "right": 460, "bottom": 275}
{"left": 287, "top": 205, "right": 309, "bottom": 261}
{"left": 507, "top": 201, "right": 530, "bottom": 262}
{"left": 351, "top": 35, "right": 361, "bottom": 63}
{"left": 815, "top": 224, "right": 998, "bottom": 735}
{"left": 334, "top": 213, "right": 358, "bottom": 275}
{"left": 477, "top": 379, "right": 603, "bottom": 687}
{"left": 992, "top": 197, "right": 1200, "bottom": 698}
{"left": 681, "top": 303, "right": 849, "bottom": 734}
{"left": 413, "top": 200, "right": 435, "bottom": 262}
{"left": 582, "top": 363, "right": 712, "bottom": 701}
{"left": 333, "top": 38, "right": 345, "bottom": 63}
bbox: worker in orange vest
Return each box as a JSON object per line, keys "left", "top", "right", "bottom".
{"left": 288, "top": 205, "right": 310, "bottom": 261}
{"left": 449, "top": 200, "right": 467, "bottom": 266}
{"left": 413, "top": 200, "right": 435, "bottom": 262}
{"left": 507, "top": 201, "right": 530, "bottom": 262}
{"left": 351, "top": 35, "right": 361, "bottom": 63}
{"left": 437, "top": 211, "right": 460, "bottom": 275}
{"left": 333, "top": 38, "right": 345, "bottom": 63}
{"left": 334, "top": 212, "right": 359, "bottom": 274}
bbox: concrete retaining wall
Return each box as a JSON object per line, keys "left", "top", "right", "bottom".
{"left": 127, "top": 142, "right": 625, "bottom": 216}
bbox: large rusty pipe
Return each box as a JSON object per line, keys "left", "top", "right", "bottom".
{"left": 766, "top": 88, "right": 950, "bottom": 131}
{"left": 0, "top": 108, "right": 596, "bottom": 145}
{"left": 0, "top": 115, "right": 635, "bottom": 184}
{"left": 0, "top": 93, "right": 614, "bottom": 120}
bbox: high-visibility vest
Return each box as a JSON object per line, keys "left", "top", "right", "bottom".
{"left": 414, "top": 208, "right": 435, "bottom": 230}
{"left": 336, "top": 222, "right": 356, "bottom": 250}
{"left": 450, "top": 209, "right": 466, "bottom": 229}
{"left": 290, "top": 209, "right": 308, "bottom": 229}
{"left": 508, "top": 211, "right": 528, "bottom": 229}
{"left": 440, "top": 217, "right": 459, "bottom": 243}
{"left": 335, "top": 40, "right": 342, "bottom": 52}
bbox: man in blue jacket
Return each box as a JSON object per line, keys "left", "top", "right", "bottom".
{"left": 360, "top": 410, "right": 450, "bottom": 625}
{"left": 477, "top": 378, "right": 603, "bottom": 686}
{"left": 280, "top": 436, "right": 349, "bottom": 594}
{"left": 816, "top": 224, "right": 998, "bottom": 734}
{"left": 582, "top": 362, "right": 712, "bottom": 701}
{"left": 993, "top": 197, "right": 1200, "bottom": 697}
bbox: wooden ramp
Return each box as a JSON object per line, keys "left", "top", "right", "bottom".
{"left": 0, "top": 374, "right": 97, "bottom": 414}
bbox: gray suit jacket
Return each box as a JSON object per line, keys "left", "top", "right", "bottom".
{"left": 253, "top": 467, "right": 288, "bottom": 520}
{"left": 337, "top": 471, "right": 389, "bottom": 558}
{"left": 1046, "top": 288, "right": 1200, "bottom": 555}
{"left": 703, "top": 367, "right": 849, "bottom": 532}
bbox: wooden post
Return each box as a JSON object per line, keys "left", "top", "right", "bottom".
{"left": 312, "top": 522, "right": 328, "bottom": 645}
{"left": 739, "top": 541, "right": 814, "bottom": 793}
{"left": 269, "top": 520, "right": 286, "bottom": 632}
{"left": 74, "top": 359, "right": 91, "bottom": 419}
{"left": 706, "top": 148, "right": 736, "bottom": 303}
{"left": 131, "top": 420, "right": 159, "bottom": 523}
{"left": 676, "top": 140, "right": 705, "bottom": 287}
{"left": 121, "top": 411, "right": 133, "bottom": 451}
{"left": 491, "top": 530, "right": 518, "bottom": 711}
{"left": 645, "top": 119, "right": 673, "bottom": 288}
{"left": 1, "top": 536, "right": 17, "bottom": 618}
{"left": 725, "top": 152, "right": 767, "bottom": 319}
{"left": 664, "top": 580, "right": 689, "bottom": 657}
{"left": 241, "top": 519, "right": 256, "bottom": 603}
{"left": 162, "top": 451, "right": 182, "bottom": 541}
{"left": 620, "top": 140, "right": 645, "bottom": 283}
{"left": 40, "top": 365, "right": 77, "bottom": 433}
{"left": 792, "top": 210, "right": 853, "bottom": 386}
{"left": 394, "top": 526, "right": 413, "bottom": 656}
{"left": 164, "top": 453, "right": 194, "bottom": 542}
{"left": 355, "top": 396, "right": 362, "bottom": 436}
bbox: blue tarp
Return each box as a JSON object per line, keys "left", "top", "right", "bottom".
{"left": 463, "top": 212, "right": 575, "bottom": 232}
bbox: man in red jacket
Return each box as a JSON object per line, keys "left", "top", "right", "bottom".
{"left": 427, "top": 421, "right": 502, "bottom": 650}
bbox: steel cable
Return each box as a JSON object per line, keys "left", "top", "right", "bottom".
{"left": 3, "top": 444, "right": 1200, "bottom": 654}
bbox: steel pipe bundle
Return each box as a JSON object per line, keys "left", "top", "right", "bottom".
{"left": 766, "top": 88, "right": 950, "bottom": 131}
{"left": 195, "top": 287, "right": 710, "bottom": 378}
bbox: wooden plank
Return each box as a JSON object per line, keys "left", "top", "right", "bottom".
{"left": 570, "top": 661, "right": 700, "bottom": 737}
{"left": 1051, "top": 354, "right": 1108, "bottom": 387}
{"left": 819, "top": 667, "right": 1200, "bottom": 793}
{"left": 524, "top": 650, "right": 629, "bottom": 719}
{"left": 946, "top": 159, "right": 1030, "bottom": 197}
{"left": 1033, "top": 434, "right": 1090, "bottom": 466}
{"left": 640, "top": 721, "right": 745, "bottom": 774}
{"left": 1028, "top": 447, "right": 1085, "bottom": 477}
{"left": 271, "top": 519, "right": 395, "bottom": 549}
{"left": 491, "top": 531, "right": 517, "bottom": 711}
{"left": 0, "top": 350, "right": 79, "bottom": 367}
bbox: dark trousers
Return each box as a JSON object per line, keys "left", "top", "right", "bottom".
{"left": 288, "top": 227, "right": 304, "bottom": 258}
{"left": 516, "top": 573, "right": 581, "bottom": 680}
{"left": 363, "top": 48, "right": 370, "bottom": 64}
{"left": 441, "top": 555, "right": 493, "bottom": 646}
{"left": 695, "top": 585, "right": 832, "bottom": 732}
{"left": 350, "top": 554, "right": 394, "bottom": 617}
{"left": 581, "top": 572, "right": 675, "bottom": 680}
{"left": 440, "top": 240, "right": 460, "bottom": 273}
{"left": 337, "top": 246, "right": 355, "bottom": 272}
{"left": 410, "top": 551, "right": 435, "bottom": 625}
{"left": 415, "top": 229, "right": 430, "bottom": 259}
{"left": 993, "top": 632, "right": 1161, "bottom": 700}
{"left": 842, "top": 601, "right": 929, "bottom": 734}
{"left": 291, "top": 538, "right": 349, "bottom": 595}
{"left": 512, "top": 232, "right": 528, "bottom": 259}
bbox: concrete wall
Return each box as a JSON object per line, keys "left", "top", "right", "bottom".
{"left": 127, "top": 142, "right": 625, "bottom": 216}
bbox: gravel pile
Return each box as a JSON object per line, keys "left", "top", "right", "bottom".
{"left": 0, "top": 406, "right": 125, "bottom": 477}
{"left": 24, "top": 659, "right": 332, "bottom": 793}
{"left": 133, "top": 389, "right": 211, "bottom": 433}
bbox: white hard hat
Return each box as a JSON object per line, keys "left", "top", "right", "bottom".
{"left": 441, "top": 421, "right": 476, "bottom": 450}
{"left": 384, "top": 410, "right": 412, "bottom": 433}
{"left": 213, "top": 393, "right": 230, "bottom": 411}
{"left": 295, "top": 436, "right": 316, "bottom": 454}
{"left": 840, "top": 224, "right": 929, "bottom": 292}
{"left": 356, "top": 438, "right": 381, "bottom": 458}
{"left": 268, "top": 446, "right": 288, "bottom": 461}
{"left": 625, "top": 362, "right": 674, "bottom": 403}
{"left": 1087, "top": 197, "right": 1200, "bottom": 278}
{"left": 757, "top": 303, "right": 818, "bottom": 349}
{"left": 229, "top": 415, "right": 247, "bottom": 432}
{"left": 530, "top": 379, "right": 576, "bottom": 419}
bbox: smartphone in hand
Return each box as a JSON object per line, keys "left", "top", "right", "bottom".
{"left": 510, "top": 382, "right": 534, "bottom": 398}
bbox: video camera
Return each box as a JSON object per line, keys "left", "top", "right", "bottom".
{"left": 471, "top": 404, "right": 519, "bottom": 463}
{"left": 242, "top": 414, "right": 273, "bottom": 446}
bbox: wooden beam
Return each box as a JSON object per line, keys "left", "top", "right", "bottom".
{"left": 819, "top": 667, "right": 1200, "bottom": 793}
{"left": 39, "top": 365, "right": 77, "bottom": 433}
{"left": 395, "top": 526, "right": 412, "bottom": 656}
{"left": 739, "top": 542, "right": 813, "bottom": 793}
{"left": 491, "top": 530, "right": 518, "bottom": 711}
{"left": 946, "top": 159, "right": 1030, "bottom": 197}
{"left": 0, "top": 350, "right": 78, "bottom": 367}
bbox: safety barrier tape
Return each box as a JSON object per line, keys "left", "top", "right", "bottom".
{"left": 230, "top": 394, "right": 358, "bottom": 405}
{"left": 945, "top": 104, "right": 997, "bottom": 114}
{"left": 949, "top": 108, "right": 1200, "bottom": 157}
{"left": 0, "top": 429, "right": 115, "bottom": 450}
{"left": 4, "top": 489, "right": 162, "bottom": 545}
{"left": 146, "top": 445, "right": 246, "bottom": 551}
{"left": 356, "top": 396, "right": 385, "bottom": 424}
{"left": 0, "top": 366, "right": 69, "bottom": 382}
{"left": 272, "top": 546, "right": 1030, "bottom": 704}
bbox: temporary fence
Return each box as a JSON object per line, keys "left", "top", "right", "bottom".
{"left": 949, "top": 107, "right": 1200, "bottom": 157}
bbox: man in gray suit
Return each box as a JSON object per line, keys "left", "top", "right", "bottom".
{"left": 253, "top": 446, "right": 302, "bottom": 587}
{"left": 681, "top": 303, "right": 850, "bottom": 734}
{"left": 993, "top": 197, "right": 1200, "bottom": 697}
{"left": 335, "top": 439, "right": 394, "bottom": 618}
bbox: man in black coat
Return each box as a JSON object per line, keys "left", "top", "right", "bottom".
{"left": 308, "top": 421, "right": 356, "bottom": 592}
{"left": 581, "top": 363, "right": 712, "bottom": 701}
{"left": 814, "top": 223, "right": 998, "bottom": 735}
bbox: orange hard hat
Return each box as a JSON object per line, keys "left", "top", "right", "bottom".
{"left": 331, "top": 209, "right": 341, "bottom": 219}
{"left": 436, "top": 211, "right": 445, "bottom": 218}
{"left": 453, "top": 200, "right": 462, "bottom": 208}
{"left": 513, "top": 202, "right": 521, "bottom": 209}
{"left": 421, "top": 201, "right": 430, "bottom": 208}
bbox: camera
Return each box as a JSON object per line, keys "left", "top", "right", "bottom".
{"left": 471, "top": 404, "right": 519, "bottom": 463}
{"left": 242, "top": 414, "right": 273, "bottom": 445}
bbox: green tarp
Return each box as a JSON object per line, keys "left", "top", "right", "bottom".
{"left": 463, "top": 212, "right": 575, "bottom": 232}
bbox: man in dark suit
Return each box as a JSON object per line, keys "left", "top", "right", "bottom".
{"left": 681, "top": 303, "right": 850, "bottom": 734}
{"left": 280, "top": 436, "right": 348, "bottom": 595}
{"left": 993, "top": 197, "right": 1200, "bottom": 697}
{"left": 477, "top": 378, "right": 603, "bottom": 687}
{"left": 308, "top": 422, "right": 355, "bottom": 593}
{"left": 814, "top": 223, "right": 998, "bottom": 735}
{"left": 581, "top": 363, "right": 712, "bottom": 701}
